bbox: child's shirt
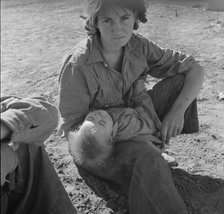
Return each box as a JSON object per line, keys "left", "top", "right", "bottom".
{"left": 106, "top": 75, "right": 158, "bottom": 142}
{"left": 107, "top": 107, "right": 155, "bottom": 142}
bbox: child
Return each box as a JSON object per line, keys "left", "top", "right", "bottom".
{"left": 68, "top": 108, "right": 177, "bottom": 169}
{"left": 68, "top": 109, "right": 114, "bottom": 168}
{"left": 67, "top": 77, "right": 161, "bottom": 168}
{"left": 68, "top": 108, "right": 160, "bottom": 168}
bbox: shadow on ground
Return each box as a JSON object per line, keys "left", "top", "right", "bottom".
{"left": 78, "top": 166, "right": 224, "bottom": 214}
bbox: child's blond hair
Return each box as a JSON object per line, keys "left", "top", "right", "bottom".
{"left": 68, "top": 127, "right": 113, "bottom": 168}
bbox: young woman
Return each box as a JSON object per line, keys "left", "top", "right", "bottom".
{"left": 59, "top": 0, "right": 204, "bottom": 213}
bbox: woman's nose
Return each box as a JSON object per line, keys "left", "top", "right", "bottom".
{"left": 111, "top": 21, "right": 122, "bottom": 32}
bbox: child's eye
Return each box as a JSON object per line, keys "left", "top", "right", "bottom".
{"left": 99, "top": 120, "right": 106, "bottom": 126}
{"left": 103, "top": 19, "right": 111, "bottom": 23}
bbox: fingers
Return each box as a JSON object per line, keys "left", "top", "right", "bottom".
{"left": 149, "top": 135, "right": 163, "bottom": 144}
{"left": 160, "top": 122, "right": 168, "bottom": 143}
{"left": 177, "top": 127, "right": 182, "bottom": 135}
{"left": 160, "top": 123, "right": 182, "bottom": 144}
{"left": 154, "top": 116, "right": 161, "bottom": 131}
{"left": 160, "top": 113, "right": 184, "bottom": 143}
{"left": 149, "top": 134, "right": 165, "bottom": 150}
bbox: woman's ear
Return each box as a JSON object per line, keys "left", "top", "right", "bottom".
{"left": 134, "top": 11, "right": 138, "bottom": 21}
{"left": 133, "top": 11, "right": 138, "bottom": 30}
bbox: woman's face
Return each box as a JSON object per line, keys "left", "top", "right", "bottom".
{"left": 96, "top": 5, "right": 136, "bottom": 52}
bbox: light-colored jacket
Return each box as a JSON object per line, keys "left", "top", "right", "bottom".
{"left": 1, "top": 96, "right": 58, "bottom": 185}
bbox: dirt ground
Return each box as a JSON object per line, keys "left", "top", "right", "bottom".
{"left": 1, "top": 0, "right": 224, "bottom": 213}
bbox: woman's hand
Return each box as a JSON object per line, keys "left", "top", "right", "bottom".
{"left": 159, "top": 63, "right": 204, "bottom": 144}
{"left": 160, "top": 109, "right": 185, "bottom": 144}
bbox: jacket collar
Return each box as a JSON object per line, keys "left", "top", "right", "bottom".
{"left": 87, "top": 35, "right": 104, "bottom": 64}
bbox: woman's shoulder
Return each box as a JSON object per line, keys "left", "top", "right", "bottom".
{"left": 62, "top": 37, "right": 92, "bottom": 66}
{"left": 130, "top": 33, "right": 149, "bottom": 46}
{"left": 129, "top": 33, "right": 161, "bottom": 57}
{"left": 128, "top": 33, "right": 152, "bottom": 53}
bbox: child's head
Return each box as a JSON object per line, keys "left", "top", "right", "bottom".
{"left": 68, "top": 110, "right": 114, "bottom": 168}
{"left": 85, "top": 0, "right": 149, "bottom": 35}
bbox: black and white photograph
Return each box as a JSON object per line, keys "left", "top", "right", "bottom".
{"left": 1, "top": 0, "right": 224, "bottom": 213}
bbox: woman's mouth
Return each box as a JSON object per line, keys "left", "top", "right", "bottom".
{"left": 113, "top": 36, "right": 125, "bottom": 40}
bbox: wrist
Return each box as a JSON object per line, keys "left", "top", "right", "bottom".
{"left": 170, "top": 102, "right": 186, "bottom": 116}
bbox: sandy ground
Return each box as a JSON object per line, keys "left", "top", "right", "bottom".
{"left": 1, "top": 0, "right": 224, "bottom": 213}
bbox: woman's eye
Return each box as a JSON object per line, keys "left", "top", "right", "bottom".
{"left": 121, "top": 16, "right": 129, "bottom": 21}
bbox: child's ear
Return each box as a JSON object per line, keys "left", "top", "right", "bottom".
{"left": 67, "top": 131, "right": 72, "bottom": 140}
{"left": 67, "top": 131, "right": 77, "bottom": 144}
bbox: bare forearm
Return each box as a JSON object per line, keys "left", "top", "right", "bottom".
{"left": 171, "top": 63, "right": 204, "bottom": 114}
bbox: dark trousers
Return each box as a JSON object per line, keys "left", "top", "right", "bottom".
{"left": 80, "top": 74, "right": 199, "bottom": 214}
{"left": 1, "top": 143, "right": 77, "bottom": 214}
{"left": 148, "top": 74, "right": 199, "bottom": 134}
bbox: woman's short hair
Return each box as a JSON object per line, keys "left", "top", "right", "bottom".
{"left": 85, "top": 0, "right": 149, "bottom": 35}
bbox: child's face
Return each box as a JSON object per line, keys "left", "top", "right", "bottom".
{"left": 82, "top": 110, "right": 114, "bottom": 144}
{"left": 96, "top": 5, "right": 136, "bottom": 52}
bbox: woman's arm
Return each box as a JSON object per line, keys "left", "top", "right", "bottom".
{"left": 59, "top": 62, "right": 91, "bottom": 135}
{"left": 145, "top": 40, "right": 204, "bottom": 143}
{"left": 129, "top": 77, "right": 161, "bottom": 131}
{"left": 160, "top": 63, "right": 204, "bottom": 143}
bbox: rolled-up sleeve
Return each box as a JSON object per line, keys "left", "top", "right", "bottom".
{"left": 59, "top": 62, "right": 91, "bottom": 132}
{"left": 146, "top": 41, "right": 197, "bottom": 79}
{"left": 0, "top": 96, "right": 58, "bottom": 144}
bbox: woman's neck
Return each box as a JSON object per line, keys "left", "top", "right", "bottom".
{"left": 101, "top": 42, "right": 123, "bottom": 55}
{"left": 102, "top": 48, "right": 124, "bottom": 72}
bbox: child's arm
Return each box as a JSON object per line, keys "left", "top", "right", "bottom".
{"left": 107, "top": 107, "right": 161, "bottom": 146}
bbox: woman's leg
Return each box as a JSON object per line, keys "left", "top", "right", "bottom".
{"left": 148, "top": 74, "right": 199, "bottom": 134}
{"left": 82, "top": 136, "right": 188, "bottom": 214}
{"left": 2, "top": 143, "right": 76, "bottom": 214}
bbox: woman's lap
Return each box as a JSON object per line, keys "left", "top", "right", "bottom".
{"left": 81, "top": 137, "right": 187, "bottom": 213}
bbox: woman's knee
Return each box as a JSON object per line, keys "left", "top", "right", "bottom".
{"left": 153, "top": 74, "right": 185, "bottom": 94}
{"left": 133, "top": 143, "right": 164, "bottom": 171}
